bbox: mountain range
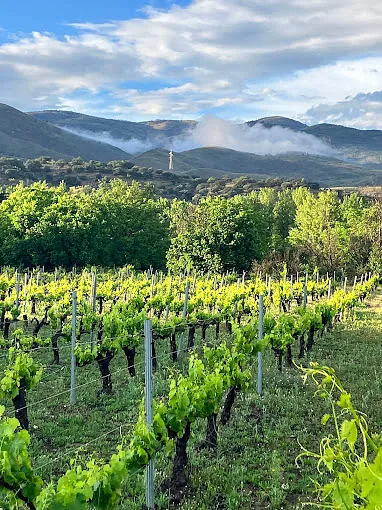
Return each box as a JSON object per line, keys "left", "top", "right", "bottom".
{"left": 0, "top": 104, "right": 129, "bottom": 162}
{"left": 0, "top": 102, "right": 382, "bottom": 186}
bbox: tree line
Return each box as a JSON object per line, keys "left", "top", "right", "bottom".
{"left": 0, "top": 156, "right": 317, "bottom": 201}
{"left": 0, "top": 179, "right": 380, "bottom": 275}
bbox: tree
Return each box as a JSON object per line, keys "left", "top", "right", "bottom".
{"left": 167, "top": 195, "right": 269, "bottom": 273}
{"left": 289, "top": 190, "right": 347, "bottom": 272}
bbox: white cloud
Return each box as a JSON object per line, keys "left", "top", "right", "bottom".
{"left": 0, "top": 0, "right": 382, "bottom": 120}
{"left": 244, "top": 57, "right": 382, "bottom": 121}
{"left": 304, "top": 91, "right": 382, "bottom": 129}
{"left": 171, "top": 116, "right": 335, "bottom": 155}
{"left": 63, "top": 115, "right": 335, "bottom": 157}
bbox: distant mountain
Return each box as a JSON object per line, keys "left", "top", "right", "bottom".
{"left": 303, "top": 124, "right": 382, "bottom": 151}
{"left": 132, "top": 147, "right": 381, "bottom": 186}
{"left": 29, "top": 109, "right": 382, "bottom": 157}
{"left": 247, "top": 116, "right": 308, "bottom": 131}
{"left": 0, "top": 104, "right": 131, "bottom": 161}
{"left": 246, "top": 117, "right": 382, "bottom": 153}
{"left": 30, "top": 110, "right": 196, "bottom": 140}
{"left": 0, "top": 105, "right": 377, "bottom": 186}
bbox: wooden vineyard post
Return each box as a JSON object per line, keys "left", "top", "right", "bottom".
{"left": 343, "top": 276, "right": 347, "bottom": 293}
{"left": 257, "top": 295, "right": 264, "bottom": 396}
{"left": 145, "top": 319, "right": 155, "bottom": 509}
{"left": 177, "top": 281, "right": 190, "bottom": 356}
{"left": 70, "top": 290, "right": 77, "bottom": 405}
{"left": 353, "top": 276, "right": 357, "bottom": 291}
{"left": 327, "top": 279, "right": 332, "bottom": 300}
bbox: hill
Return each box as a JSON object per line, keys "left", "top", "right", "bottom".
{"left": 303, "top": 123, "right": 382, "bottom": 151}
{"left": 0, "top": 104, "right": 131, "bottom": 161}
{"left": 31, "top": 108, "right": 382, "bottom": 162}
{"left": 247, "top": 116, "right": 308, "bottom": 131}
{"left": 132, "top": 146, "right": 381, "bottom": 186}
{"left": 3, "top": 106, "right": 381, "bottom": 185}
{"left": 29, "top": 110, "right": 196, "bottom": 140}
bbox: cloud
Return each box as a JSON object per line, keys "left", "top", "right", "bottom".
{"left": 63, "top": 115, "right": 335, "bottom": 157}
{"left": 60, "top": 126, "right": 161, "bottom": 154}
{"left": 0, "top": 0, "right": 382, "bottom": 119}
{"left": 303, "top": 91, "right": 382, "bottom": 129}
{"left": 245, "top": 57, "right": 382, "bottom": 121}
{"left": 171, "top": 116, "right": 335, "bottom": 155}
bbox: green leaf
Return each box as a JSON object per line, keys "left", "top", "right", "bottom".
{"left": 321, "top": 413, "right": 331, "bottom": 425}
{"left": 340, "top": 420, "right": 357, "bottom": 451}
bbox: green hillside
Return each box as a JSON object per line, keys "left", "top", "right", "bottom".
{"left": 30, "top": 110, "right": 196, "bottom": 140}
{"left": 132, "top": 146, "right": 382, "bottom": 186}
{"left": 247, "top": 116, "right": 308, "bottom": 130}
{"left": 0, "top": 104, "right": 131, "bottom": 161}
{"left": 303, "top": 123, "right": 382, "bottom": 150}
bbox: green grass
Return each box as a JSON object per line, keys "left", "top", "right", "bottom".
{"left": 2, "top": 292, "right": 382, "bottom": 509}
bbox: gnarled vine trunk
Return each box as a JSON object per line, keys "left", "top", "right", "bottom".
{"left": 122, "top": 346, "right": 136, "bottom": 376}
{"left": 201, "top": 413, "right": 218, "bottom": 449}
{"left": 170, "top": 421, "right": 191, "bottom": 496}
{"left": 96, "top": 351, "right": 114, "bottom": 395}
{"left": 221, "top": 387, "right": 237, "bottom": 425}
{"left": 298, "top": 334, "right": 305, "bottom": 359}
{"left": 12, "top": 376, "right": 29, "bottom": 430}
{"left": 170, "top": 332, "right": 177, "bottom": 361}
{"left": 286, "top": 343, "right": 293, "bottom": 367}
{"left": 187, "top": 325, "right": 195, "bottom": 348}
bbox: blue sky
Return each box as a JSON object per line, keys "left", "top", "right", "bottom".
{"left": 0, "top": 0, "right": 382, "bottom": 127}
{"left": 0, "top": 0, "right": 189, "bottom": 35}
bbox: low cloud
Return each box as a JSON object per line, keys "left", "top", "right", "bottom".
{"left": 172, "top": 116, "right": 335, "bottom": 155}
{"left": 62, "top": 115, "right": 335, "bottom": 157}
{"left": 60, "top": 126, "right": 158, "bottom": 155}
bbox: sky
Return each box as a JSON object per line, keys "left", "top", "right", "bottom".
{"left": 0, "top": 0, "right": 382, "bottom": 127}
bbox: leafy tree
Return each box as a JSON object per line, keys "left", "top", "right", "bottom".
{"left": 289, "top": 190, "right": 348, "bottom": 272}
{"left": 167, "top": 195, "right": 269, "bottom": 273}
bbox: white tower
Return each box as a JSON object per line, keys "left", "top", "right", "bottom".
{"left": 169, "top": 151, "right": 174, "bottom": 170}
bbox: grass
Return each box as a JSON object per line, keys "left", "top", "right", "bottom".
{"left": 2, "top": 291, "right": 382, "bottom": 509}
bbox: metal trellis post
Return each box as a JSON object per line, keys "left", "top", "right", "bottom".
{"left": 70, "top": 290, "right": 77, "bottom": 405}
{"left": 177, "top": 281, "right": 190, "bottom": 356}
{"left": 257, "top": 295, "right": 264, "bottom": 396}
{"left": 145, "top": 319, "right": 155, "bottom": 509}
{"left": 90, "top": 273, "right": 97, "bottom": 350}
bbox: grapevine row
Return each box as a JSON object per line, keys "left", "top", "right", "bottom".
{"left": 0, "top": 272, "right": 377, "bottom": 509}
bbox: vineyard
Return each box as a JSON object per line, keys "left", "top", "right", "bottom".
{"left": 0, "top": 267, "right": 381, "bottom": 509}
